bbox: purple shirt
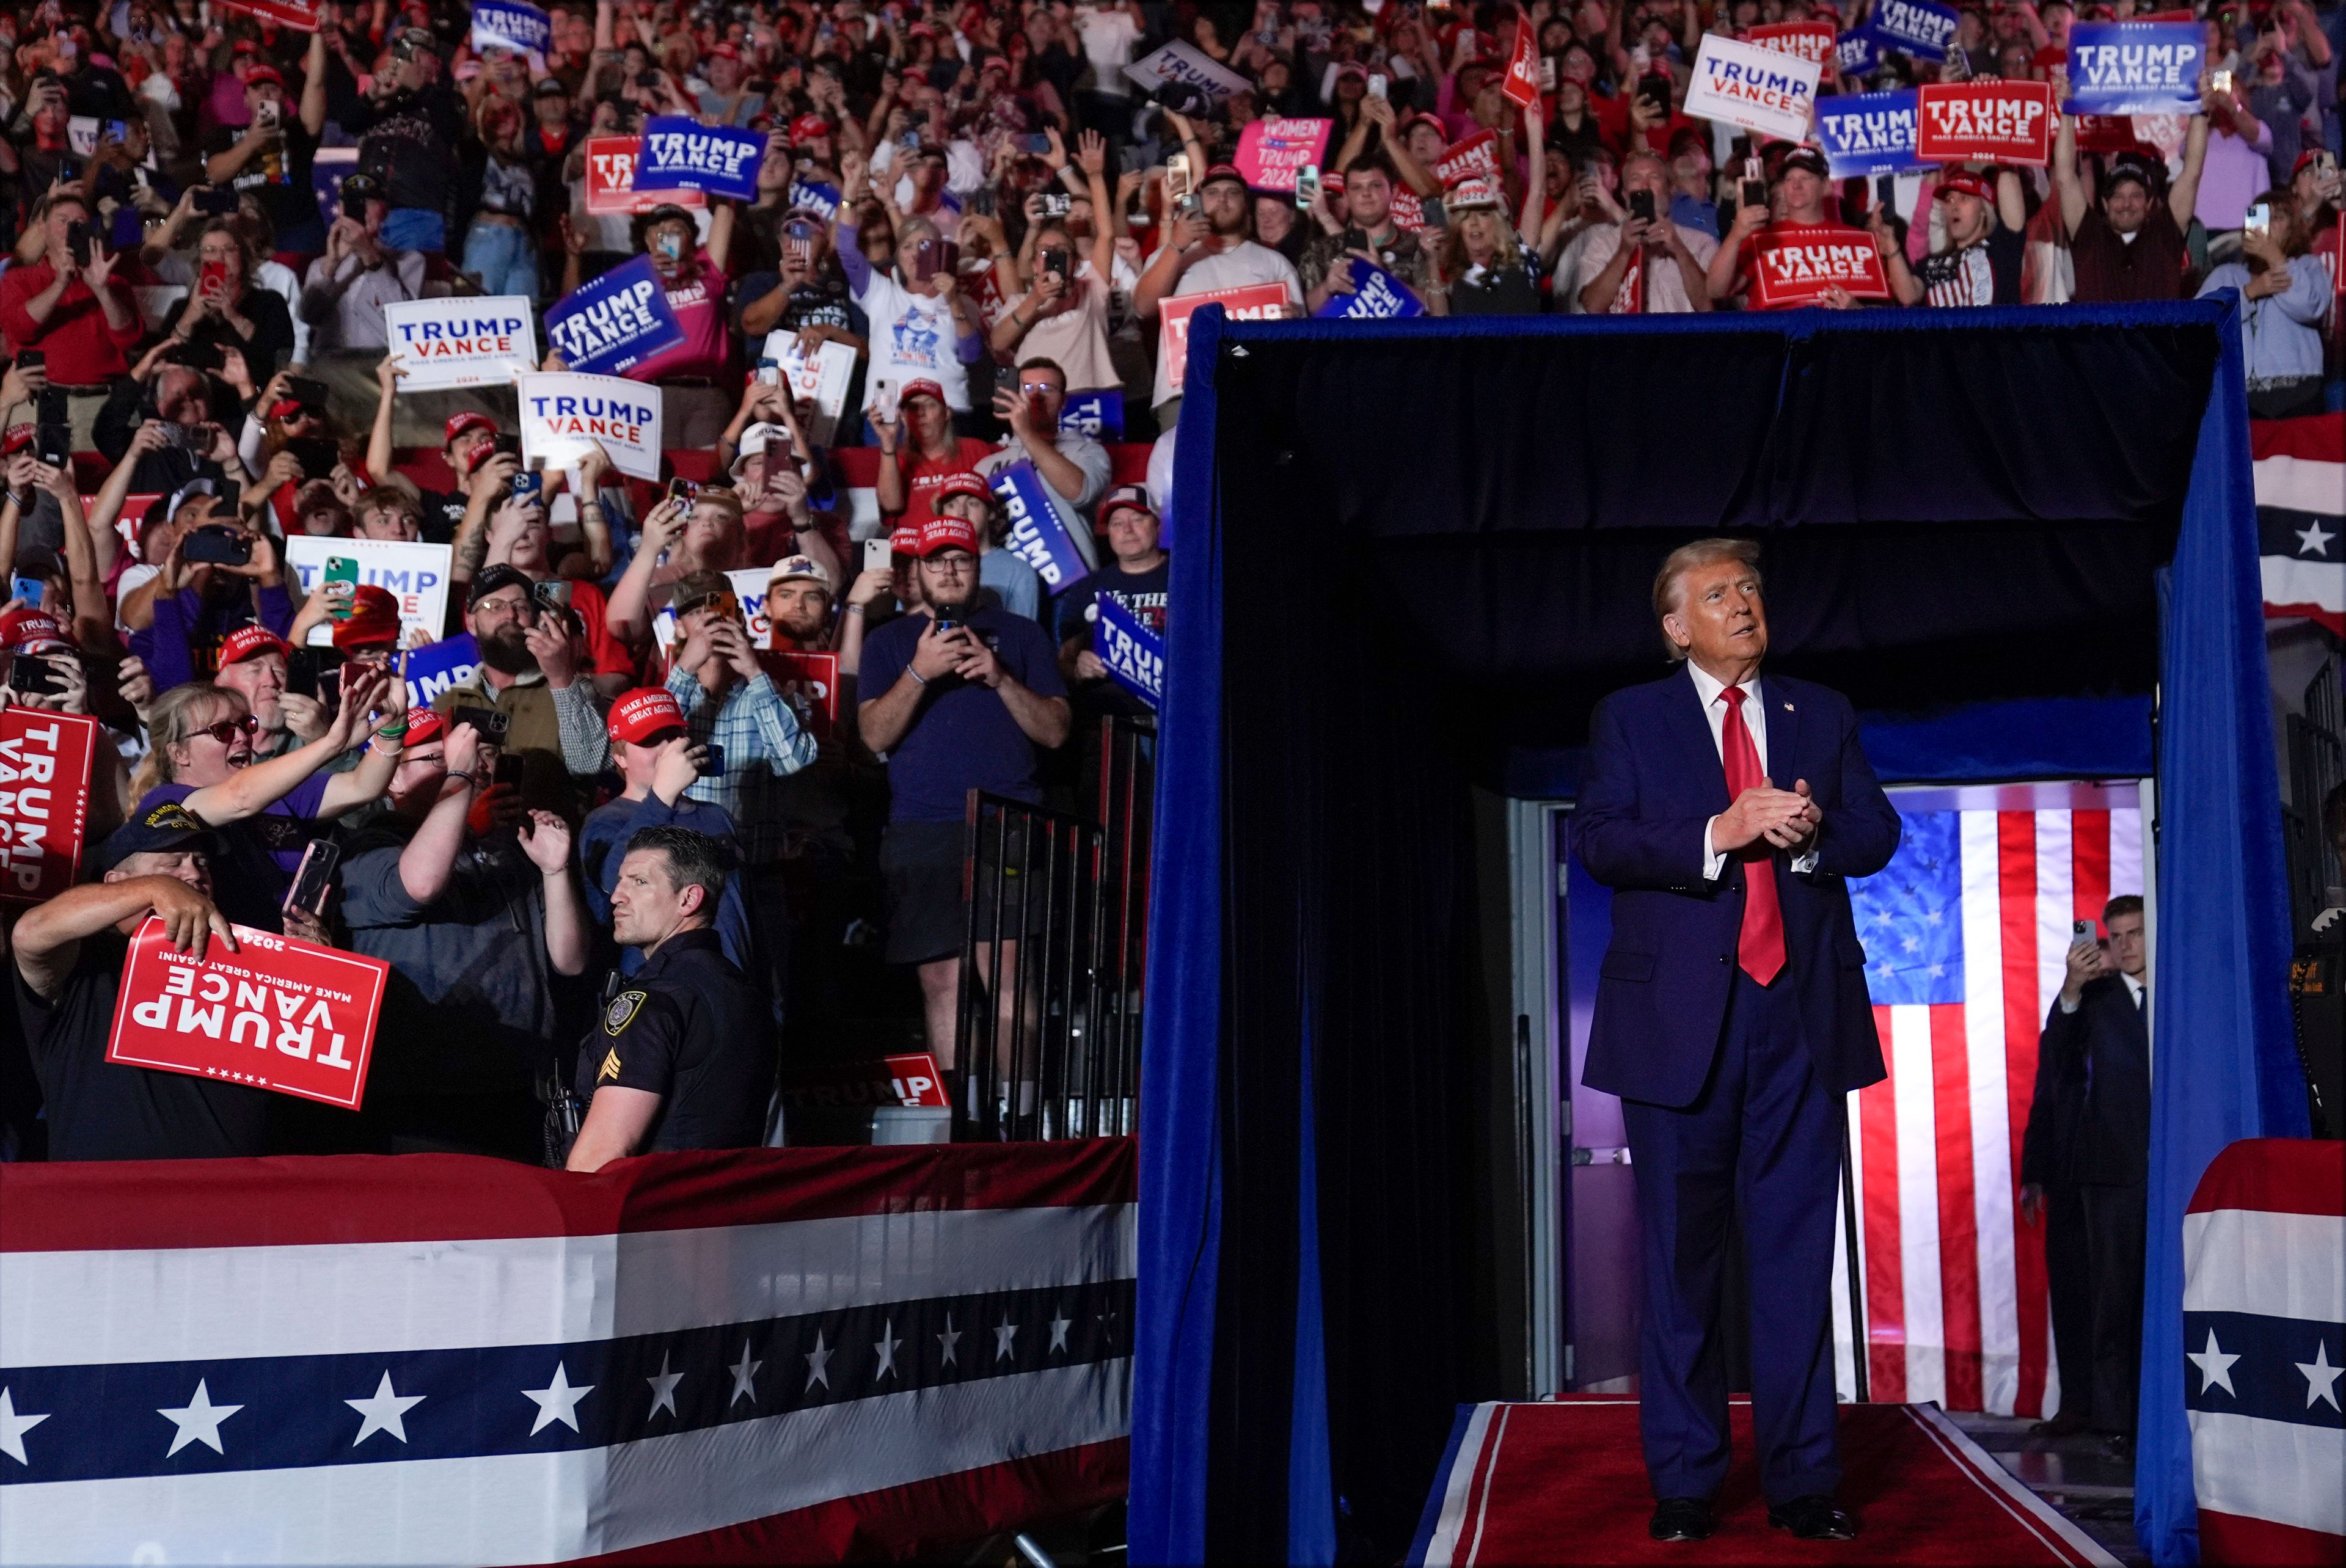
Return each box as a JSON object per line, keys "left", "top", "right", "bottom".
{"left": 2198, "top": 123, "right": 2273, "bottom": 233}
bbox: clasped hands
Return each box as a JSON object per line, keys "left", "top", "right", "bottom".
{"left": 1714, "top": 778, "right": 1821, "bottom": 855}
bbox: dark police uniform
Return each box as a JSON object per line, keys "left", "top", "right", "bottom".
{"left": 572, "top": 928, "right": 773, "bottom": 1152}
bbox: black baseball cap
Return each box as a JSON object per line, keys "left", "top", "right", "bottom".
{"left": 467, "top": 564, "right": 536, "bottom": 609}
{"left": 339, "top": 171, "right": 385, "bottom": 208}
{"left": 98, "top": 800, "right": 216, "bottom": 872}
{"left": 533, "top": 76, "right": 571, "bottom": 98}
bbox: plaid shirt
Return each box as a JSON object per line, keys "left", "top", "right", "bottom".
{"left": 662, "top": 666, "right": 818, "bottom": 864}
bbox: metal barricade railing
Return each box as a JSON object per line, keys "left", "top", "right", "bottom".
{"left": 955, "top": 717, "right": 1155, "bottom": 1142}
{"left": 2284, "top": 658, "right": 2344, "bottom": 935}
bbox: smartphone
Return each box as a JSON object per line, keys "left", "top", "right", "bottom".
{"left": 193, "top": 185, "right": 240, "bottom": 216}
{"left": 1740, "top": 157, "right": 1766, "bottom": 211}
{"left": 636, "top": 68, "right": 662, "bottom": 86}
{"left": 9, "top": 575, "right": 44, "bottom": 608}
{"left": 1637, "top": 73, "right": 1672, "bottom": 114}
{"left": 2244, "top": 201, "right": 2270, "bottom": 236}
{"left": 1874, "top": 172, "right": 1897, "bottom": 210}
{"left": 1538, "top": 56, "right": 1556, "bottom": 91}
{"left": 15, "top": 349, "right": 43, "bottom": 373}
{"left": 1023, "top": 133, "right": 1052, "bottom": 155}
{"left": 284, "top": 436, "right": 339, "bottom": 480}
{"left": 755, "top": 355, "right": 782, "bottom": 386}
{"left": 198, "top": 258, "right": 228, "bottom": 295}
{"left": 323, "top": 555, "right": 361, "bottom": 616}
{"left": 1368, "top": 71, "right": 1388, "bottom": 97}
{"left": 282, "top": 838, "right": 340, "bottom": 919}
{"left": 510, "top": 471, "right": 543, "bottom": 506}
{"left": 286, "top": 646, "right": 340, "bottom": 698}
{"left": 1166, "top": 153, "right": 1194, "bottom": 209}
{"left": 874, "top": 377, "right": 899, "bottom": 421}
{"left": 1043, "top": 247, "right": 1069, "bottom": 282}
{"left": 2210, "top": 67, "right": 2232, "bottom": 95}
{"left": 65, "top": 221, "right": 91, "bottom": 268}
{"left": 1040, "top": 191, "right": 1072, "bottom": 217}
{"left": 35, "top": 423, "right": 70, "bottom": 469}
{"left": 864, "top": 535, "right": 894, "bottom": 572}
{"left": 932, "top": 603, "right": 963, "bottom": 634}
{"left": 286, "top": 375, "right": 329, "bottom": 409}
{"left": 667, "top": 476, "right": 696, "bottom": 503}
{"left": 254, "top": 99, "right": 278, "bottom": 130}
{"left": 9, "top": 651, "right": 67, "bottom": 698}
{"left": 35, "top": 387, "right": 67, "bottom": 428}
{"left": 1294, "top": 163, "right": 1321, "bottom": 211}
{"left": 491, "top": 432, "right": 522, "bottom": 458}
{"left": 104, "top": 118, "right": 129, "bottom": 144}
{"left": 2072, "top": 919, "right": 2096, "bottom": 941}
{"left": 533, "top": 578, "right": 572, "bottom": 610}
{"left": 492, "top": 750, "right": 525, "bottom": 792}
{"left": 451, "top": 703, "right": 511, "bottom": 743}
{"left": 1628, "top": 189, "right": 1655, "bottom": 223}
{"left": 697, "top": 742, "right": 725, "bottom": 776}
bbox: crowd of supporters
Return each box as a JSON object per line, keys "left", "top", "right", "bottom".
{"left": 0, "top": 0, "right": 2336, "bottom": 1169}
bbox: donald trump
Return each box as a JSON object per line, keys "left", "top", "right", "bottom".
{"left": 1578, "top": 539, "right": 1901, "bottom": 1544}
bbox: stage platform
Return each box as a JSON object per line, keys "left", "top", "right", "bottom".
{"left": 1407, "top": 1398, "right": 2124, "bottom": 1567}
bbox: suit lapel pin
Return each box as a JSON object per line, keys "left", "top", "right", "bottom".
{"left": 1783, "top": 702, "right": 1794, "bottom": 712}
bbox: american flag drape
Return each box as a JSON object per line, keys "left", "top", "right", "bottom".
{"left": 1832, "top": 793, "right": 2147, "bottom": 1418}
{"left": 2254, "top": 413, "right": 2344, "bottom": 637}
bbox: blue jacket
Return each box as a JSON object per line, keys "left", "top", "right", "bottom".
{"left": 1576, "top": 664, "right": 1902, "bottom": 1107}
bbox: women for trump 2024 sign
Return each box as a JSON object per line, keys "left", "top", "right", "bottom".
{"left": 105, "top": 919, "right": 390, "bottom": 1111}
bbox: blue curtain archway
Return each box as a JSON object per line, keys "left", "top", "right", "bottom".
{"left": 1130, "top": 301, "right": 2303, "bottom": 1567}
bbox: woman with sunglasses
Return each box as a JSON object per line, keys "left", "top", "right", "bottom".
{"left": 125, "top": 669, "right": 409, "bottom": 931}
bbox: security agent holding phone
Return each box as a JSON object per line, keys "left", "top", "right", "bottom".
{"left": 2018, "top": 898, "right": 2151, "bottom": 1454}
{"left": 563, "top": 826, "right": 772, "bottom": 1169}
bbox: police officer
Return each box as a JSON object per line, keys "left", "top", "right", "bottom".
{"left": 564, "top": 826, "right": 773, "bottom": 1170}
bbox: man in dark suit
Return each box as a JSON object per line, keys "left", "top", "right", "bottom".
{"left": 1579, "top": 538, "right": 1902, "bottom": 1544}
{"left": 2020, "top": 895, "right": 2150, "bottom": 1455}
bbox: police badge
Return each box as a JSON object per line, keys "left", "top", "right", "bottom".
{"left": 604, "top": 990, "right": 648, "bottom": 1035}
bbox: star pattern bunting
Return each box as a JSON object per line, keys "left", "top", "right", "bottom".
{"left": 2182, "top": 1310, "right": 2346, "bottom": 1429}
{"left": 1845, "top": 807, "right": 1962, "bottom": 1005}
{"left": 0, "top": 1280, "right": 1130, "bottom": 1482}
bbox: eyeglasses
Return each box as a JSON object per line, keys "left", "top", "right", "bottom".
{"left": 923, "top": 555, "right": 975, "bottom": 576}
{"left": 194, "top": 713, "right": 261, "bottom": 744}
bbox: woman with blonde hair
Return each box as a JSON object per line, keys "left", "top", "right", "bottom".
{"left": 130, "top": 669, "right": 407, "bottom": 929}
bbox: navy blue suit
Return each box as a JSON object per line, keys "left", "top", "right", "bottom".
{"left": 1578, "top": 664, "right": 1900, "bottom": 1506}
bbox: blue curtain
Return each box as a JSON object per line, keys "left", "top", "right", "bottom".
{"left": 1131, "top": 300, "right": 2300, "bottom": 1566}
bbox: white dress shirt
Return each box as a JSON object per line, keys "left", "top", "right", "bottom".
{"left": 2060, "top": 968, "right": 2146, "bottom": 1017}
{"left": 1687, "top": 661, "right": 1819, "bottom": 881}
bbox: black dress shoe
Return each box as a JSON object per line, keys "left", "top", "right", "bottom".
{"left": 1649, "top": 1498, "right": 1714, "bottom": 1542}
{"left": 1767, "top": 1496, "right": 1858, "bottom": 1541}
{"left": 2029, "top": 1412, "right": 2089, "bottom": 1438}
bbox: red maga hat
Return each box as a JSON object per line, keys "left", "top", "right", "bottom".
{"left": 607, "top": 687, "right": 687, "bottom": 745}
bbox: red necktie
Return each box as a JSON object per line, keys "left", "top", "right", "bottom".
{"left": 1720, "top": 685, "right": 1785, "bottom": 985}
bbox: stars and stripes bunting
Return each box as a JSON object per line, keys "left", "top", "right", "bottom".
{"left": 1830, "top": 790, "right": 2146, "bottom": 1418}
{"left": 2253, "top": 413, "right": 2344, "bottom": 636}
{"left": 2181, "top": 1138, "right": 2345, "bottom": 1566}
{"left": 0, "top": 1141, "right": 1135, "bottom": 1565}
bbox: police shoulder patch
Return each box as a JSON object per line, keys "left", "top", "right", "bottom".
{"left": 604, "top": 990, "right": 649, "bottom": 1036}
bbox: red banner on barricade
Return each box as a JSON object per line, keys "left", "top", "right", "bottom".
{"left": 1749, "top": 224, "right": 1893, "bottom": 308}
{"left": 777, "top": 1052, "right": 951, "bottom": 1110}
{"left": 1917, "top": 80, "right": 2056, "bottom": 164}
{"left": 0, "top": 709, "right": 97, "bottom": 905}
{"left": 1749, "top": 20, "right": 1840, "bottom": 65}
{"left": 104, "top": 918, "right": 390, "bottom": 1110}
{"left": 213, "top": 0, "right": 321, "bottom": 31}
{"left": 583, "top": 136, "right": 709, "bottom": 216}
{"left": 1158, "top": 282, "right": 1290, "bottom": 391}
{"left": 1433, "top": 129, "right": 1500, "bottom": 188}
{"left": 759, "top": 650, "right": 841, "bottom": 742}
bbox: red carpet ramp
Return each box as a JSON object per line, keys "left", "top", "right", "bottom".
{"left": 1407, "top": 1398, "right": 2118, "bottom": 1567}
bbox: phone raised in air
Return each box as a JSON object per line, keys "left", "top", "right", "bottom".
{"left": 863, "top": 535, "right": 894, "bottom": 572}
{"left": 282, "top": 838, "right": 340, "bottom": 919}
{"left": 1294, "top": 162, "right": 1321, "bottom": 211}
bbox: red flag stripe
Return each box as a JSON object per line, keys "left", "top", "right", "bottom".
{"left": 1861, "top": 1002, "right": 1907, "bottom": 1401}
{"left": 2249, "top": 411, "right": 2346, "bottom": 464}
{"left": 1929, "top": 1002, "right": 1984, "bottom": 1412}
{"left": 1998, "top": 812, "right": 2052, "bottom": 1418}
{"left": 2072, "top": 811, "right": 2110, "bottom": 928}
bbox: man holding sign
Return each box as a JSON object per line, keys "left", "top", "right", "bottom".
{"left": 9, "top": 803, "right": 274, "bottom": 1161}
{"left": 1134, "top": 163, "right": 1302, "bottom": 416}
{"left": 1707, "top": 147, "right": 1874, "bottom": 307}
{"left": 2052, "top": 74, "right": 2208, "bottom": 303}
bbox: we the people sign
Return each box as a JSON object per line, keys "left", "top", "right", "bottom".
{"left": 1749, "top": 224, "right": 1893, "bottom": 309}
{"left": 382, "top": 297, "right": 540, "bottom": 390}
{"left": 106, "top": 919, "right": 390, "bottom": 1110}
{"left": 0, "top": 710, "right": 97, "bottom": 905}
{"left": 1916, "top": 80, "right": 2055, "bottom": 164}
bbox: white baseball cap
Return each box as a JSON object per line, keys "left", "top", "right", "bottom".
{"left": 732, "top": 422, "right": 791, "bottom": 475}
